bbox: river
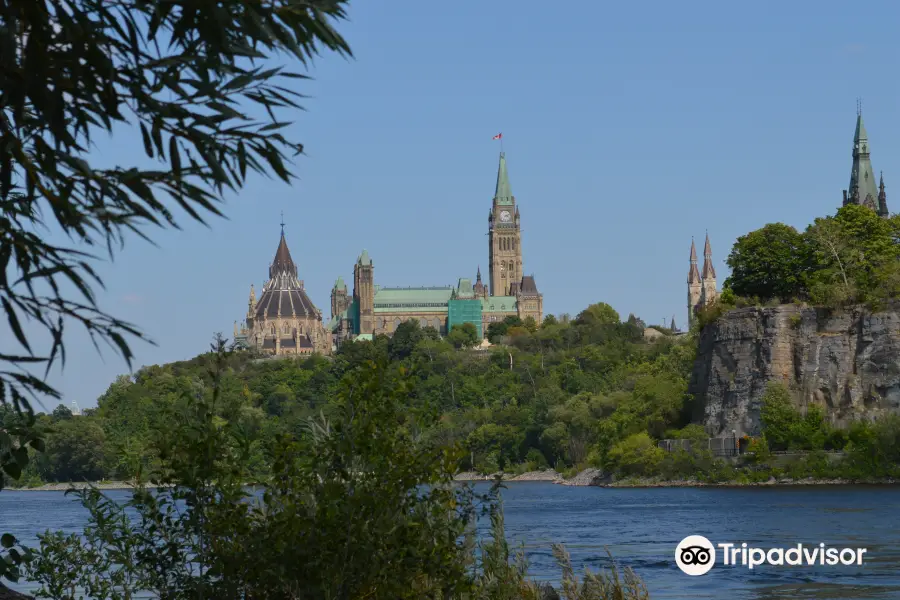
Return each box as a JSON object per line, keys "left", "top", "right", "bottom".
{"left": 2, "top": 483, "right": 900, "bottom": 599}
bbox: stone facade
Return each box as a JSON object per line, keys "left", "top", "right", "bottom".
{"left": 687, "top": 234, "right": 717, "bottom": 327}
{"left": 235, "top": 231, "right": 331, "bottom": 356}
{"left": 328, "top": 152, "right": 544, "bottom": 347}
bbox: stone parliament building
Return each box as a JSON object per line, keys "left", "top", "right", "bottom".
{"left": 236, "top": 152, "right": 544, "bottom": 355}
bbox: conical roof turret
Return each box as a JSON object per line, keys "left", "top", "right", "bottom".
{"left": 701, "top": 233, "right": 716, "bottom": 279}
{"left": 688, "top": 238, "right": 701, "bottom": 284}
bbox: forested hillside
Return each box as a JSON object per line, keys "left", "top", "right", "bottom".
{"left": 3, "top": 303, "right": 700, "bottom": 485}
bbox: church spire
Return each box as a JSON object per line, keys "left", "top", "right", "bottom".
{"left": 701, "top": 232, "right": 716, "bottom": 279}
{"left": 847, "top": 109, "right": 881, "bottom": 212}
{"left": 879, "top": 171, "right": 889, "bottom": 217}
{"left": 687, "top": 238, "right": 701, "bottom": 284}
{"left": 494, "top": 152, "right": 514, "bottom": 205}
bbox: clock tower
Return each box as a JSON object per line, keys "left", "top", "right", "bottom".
{"left": 488, "top": 152, "right": 523, "bottom": 296}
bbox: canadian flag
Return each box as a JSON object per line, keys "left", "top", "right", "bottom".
{"left": 492, "top": 133, "right": 502, "bottom": 140}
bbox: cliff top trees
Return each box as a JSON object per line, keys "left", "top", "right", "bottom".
{"left": 724, "top": 223, "right": 807, "bottom": 301}
{"left": 724, "top": 205, "right": 900, "bottom": 307}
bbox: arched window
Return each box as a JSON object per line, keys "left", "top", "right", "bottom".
{"left": 270, "top": 325, "right": 276, "bottom": 335}
{"left": 282, "top": 323, "right": 289, "bottom": 334}
{"left": 393, "top": 317, "right": 402, "bottom": 331}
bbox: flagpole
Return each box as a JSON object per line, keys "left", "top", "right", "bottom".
{"left": 493, "top": 132, "right": 504, "bottom": 153}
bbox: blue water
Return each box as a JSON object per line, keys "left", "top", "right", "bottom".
{"left": 3, "top": 483, "right": 900, "bottom": 599}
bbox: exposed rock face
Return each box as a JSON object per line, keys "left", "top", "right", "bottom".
{"left": 689, "top": 303, "right": 900, "bottom": 437}
{"left": 558, "top": 468, "right": 609, "bottom": 486}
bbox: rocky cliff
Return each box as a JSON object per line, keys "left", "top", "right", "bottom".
{"left": 689, "top": 303, "right": 900, "bottom": 437}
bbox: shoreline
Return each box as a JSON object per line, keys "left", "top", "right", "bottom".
{"left": 7, "top": 472, "right": 899, "bottom": 492}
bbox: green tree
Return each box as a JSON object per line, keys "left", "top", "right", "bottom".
{"left": 43, "top": 417, "right": 108, "bottom": 482}
{"left": 805, "top": 204, "right": 900, "bottom": 305}
{"left": 446, "top": 322, "right": 480, "bottom": 349}
{"left": 606, "top": 433, "right": 665, "bottom": 477}
{"left": 575, "top": 303, "right": 620, "bottom": 327}
{"left": 50, "top": 405, "right": 73, "bottom": 422}
{"left": 759, "top": 383, "right": 799, "bottom": 451}
{"left": 0, "top": 0, "right": 352, "bottom": 585}
{"left": 389, "top": 320, "right": 424, "bottom": 360}
{"left": 724, "top": 223, "right": 807, "bottom": 301}
{"left": 486, "top": 315, "right": 523, "bottom": 343}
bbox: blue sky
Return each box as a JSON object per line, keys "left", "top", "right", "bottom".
{"left": 17, "top": 0, "right": 900, "bottom": 409}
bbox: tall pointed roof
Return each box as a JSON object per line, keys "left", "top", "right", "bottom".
{"left": 701, "top": 233, "right": 716, "bottom": 279}
{"left": 357, "top": 249, "right": 372, "bottom": 266}
{"left": 255, "top": 230, "right": 321, "bottom": 321}
{"left": 688, "top": 239, "right": 701, "bottom": 284}
{"left": 854, "top": 112, "right": 869, "bottom": 144}
{"left": 270, "top": 232, "right": 298, "bottom": 279}
{"left": 334, "top": 276, "right": 347, "bottom": 292}
{"left": 848, "top": 111, "right": 882, "bottom": 212}
{"left": 493, "top": 152, "right": 514, "bottom": 206}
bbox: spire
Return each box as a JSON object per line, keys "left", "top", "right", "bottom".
{"left": 476, "top": 266, "right": 482, "bottom": 282}
{"left": 848, "top": 110, "right": 880, "bottom": 212}
{"left": 270, "top": 231, "right": 297, "bottom": 278}
{"left": 670, "top": 316, "right": 677, "bottom": 331}
{"left": 701, "top": 232, "right": 716, "bottom": 279}
{"left": 688, "top": 238, "right": 701, "bottom": 284}
{"left": 493, "top": 152, "right": 514, "bottom": 206}
{"left": 879, "top": 171, "right": 889, "bottom": 217}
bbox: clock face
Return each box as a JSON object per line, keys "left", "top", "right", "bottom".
{"left": 499, "top": 210, "right": 511, "bottom": 222}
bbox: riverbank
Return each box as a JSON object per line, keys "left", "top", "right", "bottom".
{"left": 451, "top": 470, "right": 900, "bottom": 487}
{"left": 8, "top": 472, "right": 899, "bottom": 491}
{"left": 602, "top": 475, "right": 900, "bottom": 487}
{"left": 6, "top": 481, "right": 174, "bottom": 492}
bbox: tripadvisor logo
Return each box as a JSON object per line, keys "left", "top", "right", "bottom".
{"left": 675, "top": 536, "right": 868, "bottom": 575}
{"left": 675, "top": 535, "right": 716, "bottom": 575}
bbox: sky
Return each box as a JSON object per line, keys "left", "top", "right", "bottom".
{"left": 12, "top": 0, "right": 900, "bottom": 410}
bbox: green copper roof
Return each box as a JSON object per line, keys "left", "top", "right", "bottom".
{"left": 849, "top": 113, "right": 881, "bottom": 211}
{"left": 327, "top": 302, "right": 354, "bottom": 331}
{"left": 455, "top": 277, "right": 476, "bottom": 298}
{"left": 373, "top": 287, "right": 453, "bottom": 313}
{"left": 358, "top": 249, "right": 372, "bottom": 266}
{"left": 355, "top": 334, "right": 373, "bottom": 342}
{"left": 854, "top": 113, "right": 869, "bottom": 143}
{"left": 494, "top": 152, "right": 514, "bottom": 206}
{"left": 333, "top": 276, "right": 347, "bottom": 291}
{"left": 482, "top": 295, "right": 517, "bottom": 313}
